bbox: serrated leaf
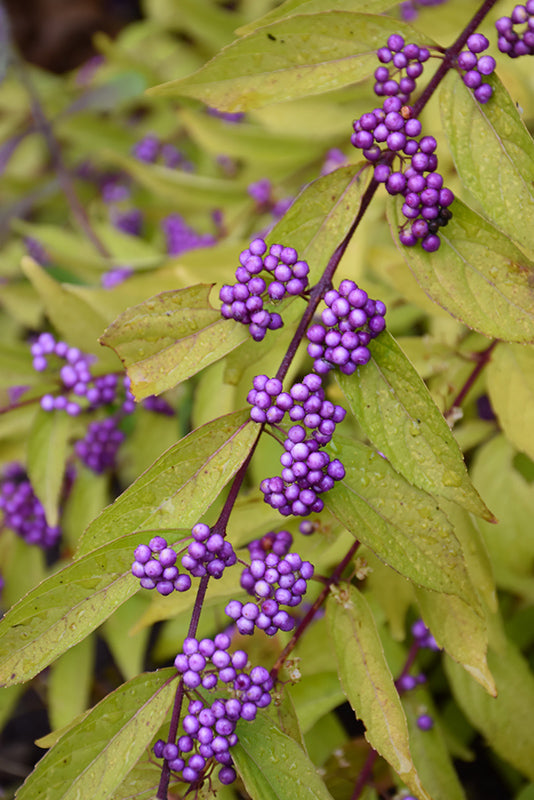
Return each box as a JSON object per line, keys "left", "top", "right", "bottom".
{"left": 325, "top": 438, "right": 478, "bottom": 605}
{"left": 15, "top": 669, "right": 176, "bottom": 800}
{"left": 149, "top": 13, "right": 433, "bottom": 111}
{"left": 486, "top": 343, "right": 534, "bottom": 462}
{"left": 233, "top": 710, "right": 335, "bottom": 800}
{"left": 440, "top": 71, "right": 534, "bottom": 255}
{"left": 101, "top": 284, "right": 248, "bottom": 400}
{"left": 27, "top": 408, "right": 70, "bottom": 527}
{"left": 77, "top": 409, "right": 257, "bottom": 555}
{"left": 446, "top": 634, "right": 534, "bottom": 781}
{"left": 0, "top": 532, "right": 148, "bottom": 686}
{"left": 21, "top": 257, "right": 119, "bottom": 364}
{"left": 48, "top": 636, "right": 95, "bottom": 731}
{"left": 338, "top": 331, "right": 492, "bottom": 520}
{"left": 414, "top": 587, "right": 495, "bottom": 694}
{"left": 236, "top": 0, "right": 398, "bottom": 35}
{"left": 327, "top": 585, "right": 429, "bottom": 800}
{"left": 388, "top": 198, "right": 534, "bottom": 343}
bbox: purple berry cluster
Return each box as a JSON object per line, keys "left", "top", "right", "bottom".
{"left": 496, "top": 2, "right": 534, "bottom": 57}
{"left": 132, "top": 536, "right": 192, "bottom": 595}
{"left": 74, "top": 418, "right": 125, "bottom": 474}
{"left": 219, "top": 238, "right": 309, "bottom": 342}
{"left": 131, "top": 136, "right": 190, "bottom": 169}
{"left": 181, "top": 523, "right": 237, "bottom": 580}
{"left": 351, "top": 36, "right": 455, "bottom": 251}
{"left": 225, "top": 530, "right": 314, "bottom": 636}
{"left": 162, "top": 214, "right": 216, "bottom": 257}
{"left": 154, "top": 633, "right": 272, "bottom": 787}
{"left": 0, "top": 464, "right": 61, "bottom": 548}
{"left": 373, "top": 35, "right": 430, "bottom": 102}
{"left": 457, "top": 34, "right": 496, "bottom": 103}
{"left": 31, "top": 333, "right": 134, "bottom": 417}
{"left": 307, "top": 280, "right": 386, "bottom": 375}
{"left": 248, "top": 372, "right": 346, "bottom": 516}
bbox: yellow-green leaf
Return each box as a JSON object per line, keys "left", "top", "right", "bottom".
{"left": 486, "top": 342, "right": 534, "bottom": 462}
{"left": 338, "top": 331, "right": 493, "bottom": 520}
{"left": 101, "top": 284, "right": 248, "bottom": 400}
{"left": 15, "top": 669, "right": 176, "bottom": 800}
{"left": 27, "top": 408, "right": 70, "bottom": 527}
{"left": 77, "top": 409, "right": 257, "bottom": 555}
{"left": 440, "top": 71, "right": 534, "bottom": 256}
{"left": 388, "top": 198, "right": 534, "bottom": 343}
{"left": 327, "top": 585, "right": 429, "bottom": 800}
{"left": 149, "top": 13, "right": 433, "bottom": 111}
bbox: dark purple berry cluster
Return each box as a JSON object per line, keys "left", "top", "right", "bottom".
{"left": 132, "top": 536, "right": 192, "bottom": 595}
{"left": 155, "top": 633, "right": 272, "bottom": 786}
{"left": 457, "top": 34, "right": 496, "bottom": 103}
{"left": 248, "top": 372, "right": 346, "bottom": 516}
{"left": 247, "top": 373, "right": 345, "bottom": 437}
{"left": 374, "top": 35, "right": 430, "bottom": 102}
{"left": 496, "top": 2, "right": 534, "bottom": 57}
{"left": 0, "top": 463, "right": 61, "bottom": 548}
{"left": 351, "top": 36, "right": 455, "bottom": 252}
{"left": 163, "top": 214, "right": 216, "bottom": 257}
{"left": 219, "top": 238, "right": 309, "bottom": 342}
{"left": 225, "top": 530, "right": 313, "bottom": 636}
{"left": 74, "top": 418, "right": 125, "bottom": 474}
{"left": 181, "top": 523, "right": 237, "bottom": 579}
{"left": 306, "top": 280, "right": 386, "bottom": 375}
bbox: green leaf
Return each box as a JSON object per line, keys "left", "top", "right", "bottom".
{"left": 471, "top": 435, "right": 534, "bottom": 597}
{"left": 48, "top": 636, "right": 95, "bottom": 731}
{"left": 414, "top": 587, "right": 495, "bottom": 694}
{"left": 236, "top": 0, "right": 398, "bottom": 35}
{"left": 77, "top": 409, "right": 257, "bottom": 555}
{"left": 27, "top": 408, "right": 70, "bottom": 527}
{"left": 388, "top": 198, "right": 534, "bottom": 343}
{"left": 102, "top": 596, "right": 152, "bottom": 681}
{"left": 269, "top": 166, "right": 370, "bottom": 284}
{"left": 338, "top": 331, "right": 492, "bottom": 520}
{"left": 180, "top": 107, "right": 324, "bottom": 165}
{"left": 288, "top": 672, "right": 346, "bottom": 733}
{"left": 101, "top": 150, "right": 244, "bottom": 208}
{"left": 486, "top": 343, "right": 534, "bottom": 462}
{"left": 148, "top": 13, "right": 433, "bottom": 111}
{"left": 233, "top": 710, "right": 335, "bottom": 800}
{"left": 21, "top": 258, "right": 119, "bottom": 364}
{"left": 327, "top": 585, "right": 429, "bottom": 800}
{"left": 446, "top": 632, "right": 534, "bottom": 781}
{"left": 0, "top": 531, "right": 148, "bottom": 686}
{"left": 100, "top": 284, "right": 248, "bottom": 400}
{"left": 0, "top": 341, "right": 40, "bottom": 388}
{"left": 402, "top": 690, "right": 467, "bottom": 800}
{"left": 440, "top": 71, "right": 534, "bottom": 256}
{"left": 15, "top": 669, "right": 176, "bottom": 800}
{"left": 325, "top": 438, "right": 478, "bottom": 605}
{"left": 13, "top": 223, "right": 105, "bottom": 272}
